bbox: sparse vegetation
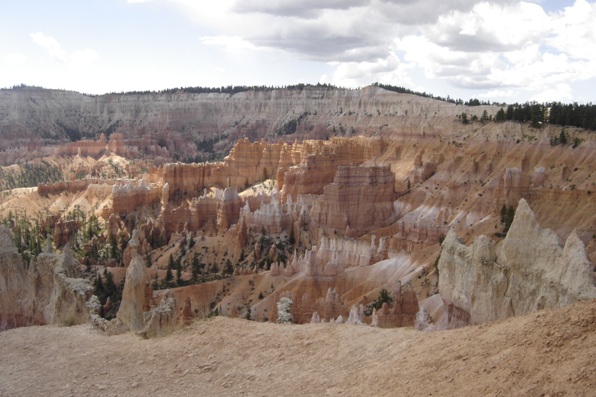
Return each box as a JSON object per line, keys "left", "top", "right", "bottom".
{"left": 0, "top": 162, "right": 63, "bottom": 191}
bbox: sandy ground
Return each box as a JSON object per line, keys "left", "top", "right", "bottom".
{"left": 1, "top": 300, "right": 595, "bottom": 397}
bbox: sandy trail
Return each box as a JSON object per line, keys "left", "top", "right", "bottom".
{"left": 1, "top": 299, "right": 595, "bottom": 397}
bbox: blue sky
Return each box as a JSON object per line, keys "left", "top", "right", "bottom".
{"left": 1, "top": 0, "right": 595, "bottom": 103}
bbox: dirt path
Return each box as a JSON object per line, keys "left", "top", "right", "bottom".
{"left": 1, "top": 299, "right": 595, "bottom": 397}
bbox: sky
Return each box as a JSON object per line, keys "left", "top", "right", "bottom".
{"left": 1, "top": 0, "right": 595, "bottom": 103}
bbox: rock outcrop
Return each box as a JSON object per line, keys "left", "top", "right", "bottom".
{"left": 0, "top": 226, "right": 93, "bottom": 330}
{"left": 370, "top": 282, "right": 419, "bottom": 328}
{"left": 139, "top": 290, "right": 177, "bottom": 338}
{"left": 435, "top": 198, "right": 596, "bottom": 328}
{"left": 112, "top": 180, "right": 161, "bottom": 217}
{"left": 0, "top": 226, "right": 33, "bottom": 330}
{"left": 116, "top": 230, "right": 151, "bottom": 332}
{"left": 116, "top": 251, "right": 149, "bottom": 332}
{"left": 0, "top": 86, "right": 495, "bottom": 163}
{"left": 310, "top": 166, "right": 396, "bottom": 235}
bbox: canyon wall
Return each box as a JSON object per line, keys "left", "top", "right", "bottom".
{"left": 0, "top": 86, "right": 499, "bottom": 163}
{"left": 310, "top": 166, "right": 396, "bottom": 235}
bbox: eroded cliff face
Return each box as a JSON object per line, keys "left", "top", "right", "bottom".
{"left": 310, "top": 166, "right": 396, "bottom": 235}
{"left": 0, "top": 227, "right": 93, "bottom": 330}
{"left": 433, "top": 199, "right": 596, "bottom": 329}
{"left": 0, "top": 226, "right": 32, "bottom": 330}
{"left": 1, "top": 87, "right": 596, "bottom": 331}
{"left": 0, "top": 86, "right": 498, "bottom": 164}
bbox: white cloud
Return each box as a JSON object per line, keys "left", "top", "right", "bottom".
{"left": 13, "top": 0, "right": 596, "bottom": 101}
{"left": 200, "top": 35, "right": 262, "bottom": 51}
{"left": 326, "top": 53, "right": 415, "bottom": 88}
{"left": 548, "top": 0, "right": 596, "bottom": 61}
{"left": 232, "top": 0, "right": 368, "bottom": 18}
{"left": 30, "top": 32, "right": 99, "bottom": 68}
{"left": 30, "top": 32, "right": 66, "bottom": 61}
{"left": 477, "top": 89, "right": 518, "bottom": 100}
{"left": 530, "top": 83, "right": 573, "bottom": 102}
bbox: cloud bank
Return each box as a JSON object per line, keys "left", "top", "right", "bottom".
{"left": 169, "top": 0, "right": 596, "bottom": 101}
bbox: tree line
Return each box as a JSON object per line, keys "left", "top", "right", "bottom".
{"left": 491, "top": 102, "right": 596, "bottom": 130}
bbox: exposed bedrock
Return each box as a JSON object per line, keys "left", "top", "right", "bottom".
{"left": 0, "top": 226, "right": 93, "bottom": 330}
{"left": 310, "top": 165, "right": 396, "bottom": 236}
{"left": 430, "top": 198, "right": 596, "bottom": 330}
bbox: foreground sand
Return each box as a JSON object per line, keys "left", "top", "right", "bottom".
{"left": 1, "top": 300, "right": 595, "bottom": 397}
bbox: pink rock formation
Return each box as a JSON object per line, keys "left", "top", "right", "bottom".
{"left": 371, "top": 282, "right": 418, "bottom": 328}
{"left": 112, "top": 180, "right": 161, "bottom": 216}
{"left": 310, "top": 166, "right": 396, "bottom": 236}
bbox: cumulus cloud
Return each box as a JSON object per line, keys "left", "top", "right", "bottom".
{"left": 173, "top": 0, "right": 482, "bottom": 63}
{"left": 388, "top": 0, "right": 596, "bottom": 101}
{"left": 200, "top": 35, "right": 262, "bottom": 51}
{"left": 137, "top": 0, "right": 596, "bottom": 101}
{"left": 30, "top": 32, "right": 99, "bottom": 68}
{"left": 425, "top": 2, "right": 550, "bottom": 52}
{"left": 232, "top": 0, "right": 368, "bottom": 18}
{"left": 326, "top": 53, "right": 414, "bottom": 88}
{"left": 30, "top": 32, "right": 66, "bottom": 61}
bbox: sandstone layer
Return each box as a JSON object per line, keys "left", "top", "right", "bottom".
{"left": 0, "top": 85, "right": 499, "bottom": 163}
{"left": 1, "top": 86, "right": 595, "bottom": 332}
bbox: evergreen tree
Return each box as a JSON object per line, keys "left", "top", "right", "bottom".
{"left": 500, "top": 204, "right": 507, "bottom": 225}
{"left": 461, "top": 112, "right": 469, "bottom": 124}
{"left": 104, "top": 271, "right": 117, "bottom": 299}
{"left": 504, "top": 205, "right": 515, "bottom": 233}
{"left": 176, "top": 267, "right": 182, "bottom": 285}
{"left": 165, "top": 267, "right": 174, "bottom": 284}
{"left": 559, "top": 129, "right": 568, "bottom": 145}
{"left": 288, "top": 226, "right": 295, "bottom": 246}
{"left": 191, "top": 254, "right": 200, "bottom": 283}
{"left": 506, "top": 105, "right": 514, "bottom": 120}
{"left": 95, "top": 275, "right": 106, "bottom": 303}
{"left": 224, "top": 259, "right": 234, "bottom": 275}
{"left": 372, "top": 288, "right": 394, "bottom": 310}
{"left": 495, "top": 108, "right": 506, "bottom": 122}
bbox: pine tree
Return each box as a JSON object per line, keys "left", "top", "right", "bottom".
{"left": 165, "top": 267, "right": 174, "bottom": 284}
{"left": 104, "top": 271, "right": 117, "bottom": 299}
{"left": 461, "top": 112, "right": 469, "bottom": 124}
{"left": 500, "top": 204, "right": 507, "bottom": 225}
{"left": 495, "top": 108, "right": 506, "bottom": 122}
{"left": 504, "top": 205, "right": 515, "bottom": 233}
{"left": 288, "top": 226, "right": 295, "bottom": 246}
{"left": 95, "top": 275, "right": 106, "bottom": 303}
{"left": 559, "top": 129, "right": 568, "bottom": 145}
{"left": 192, "top": 254, "right": 200, "bottom": 283}
{"left": 176, "top": 267, "right": 182, "bottom": 285}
